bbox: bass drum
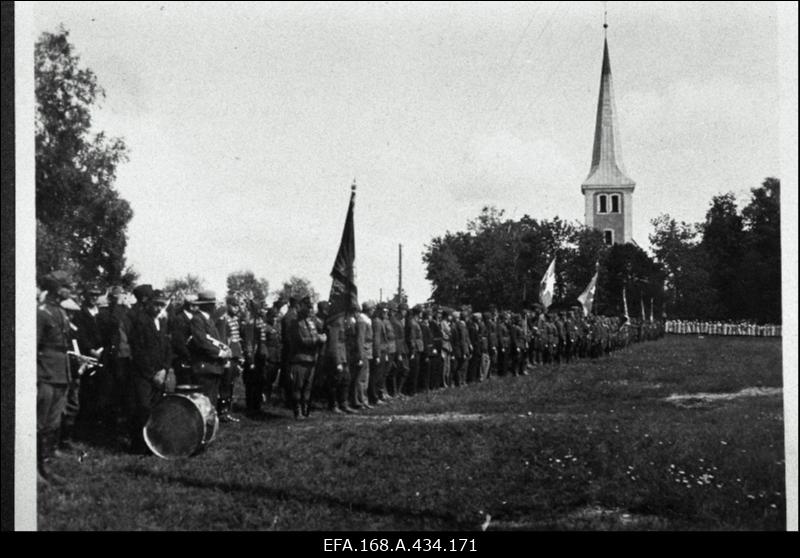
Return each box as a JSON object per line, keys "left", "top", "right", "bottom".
{"left": 144, "top": 391, "right": 219, "bottom": 459}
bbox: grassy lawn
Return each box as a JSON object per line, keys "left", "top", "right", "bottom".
{"left": 39, "top": 335, "right": 786, "bottom": 531}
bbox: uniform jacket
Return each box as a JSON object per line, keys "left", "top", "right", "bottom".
{"left": 390, "top": 316, "right": 408, "bottom": 355}
{"left": 129, "top": 309, "right": 172, "bottom": 379}
{"left": 216, "top": 313, "right": 245, "bottom": 360}
{"left": 356, "top": 313, "right": 373, "bottom": 362}
{"left": 439, "top": 320, "right": 453, "bottom": 354}
{"left": 487, "top": 320, "right": 498, "bottom": 352}
{"left": 288, "top": 315, "right": 322, "bottom": 364}
{"left": 384, "top": 317, "right": 397, "bottom": 354}
{"left": 37, "top": 299, "right": 72, "bottom": 384}
{"left": 511, "top": 323, "right": 527, "bottom": 352}
{"left": 406, "top": 316, "right": 424, "bottom": 353}
{"left": 420, "top": 320, "right": 434, "bottom": 357}
{"left": 497, "top": 321, "right": 511, "bottom": 351}
{"left": 325, "top": 316, "right": 348, "bottom": 365}
{"left": 371, "top": 316, "right": 388, "bottom": 360}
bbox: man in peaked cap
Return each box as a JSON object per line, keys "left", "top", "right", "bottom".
{"left": 286, "top": 293, "right": 326, "bottom": 418}
{"left": 37, "top": 271, "right": 74, "bottom": 483}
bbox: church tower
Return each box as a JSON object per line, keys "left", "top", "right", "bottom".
{"left": 581, "top": 30, "right": 635, "bottom": 245}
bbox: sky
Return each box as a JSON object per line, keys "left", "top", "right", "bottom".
{"left": 31, "top": 1, "right": 785, "bottom": 304}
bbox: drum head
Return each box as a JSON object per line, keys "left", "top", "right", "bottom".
{"left": 174, "top": 384, "right": 201, "bottom": 394}
{"left": 144, "top": 395, "right": 205, "bottom": 459}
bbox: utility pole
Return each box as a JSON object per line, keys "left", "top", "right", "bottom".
{"left": 398, "top": 243, "right": 403, "bottom": 302}
{"left": 379, "top": 288, "right": 383, "bottom": 302}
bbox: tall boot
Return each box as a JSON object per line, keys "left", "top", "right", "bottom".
{"left": 39, "top": 431, "right": 65, "bottom": 484}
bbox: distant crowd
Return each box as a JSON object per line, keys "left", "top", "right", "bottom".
{"left": 36, "top": 270, "right": 665, "bottom": 482}
{"left": 665, "top": 319, "right": 782, "bottom": 337}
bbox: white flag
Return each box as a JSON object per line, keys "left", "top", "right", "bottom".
{"left": 539, "top": 257, "right": 556, "bottom": 310}
{"left": 622, "top": 286, "right": 630, "bottom": 320}
{"left": 577, "top": 270, "right": 598, "bottom": 316}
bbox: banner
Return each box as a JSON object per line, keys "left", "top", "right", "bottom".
{"left": 327, "top": 184, "right": 359, "bottom": 323}
{"left": 539, "top": 257, "right": 556, "bottom": 310}
{"left": 577, "top": 268, "right": 598, "bottom": 316}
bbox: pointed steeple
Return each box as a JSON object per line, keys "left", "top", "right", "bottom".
{"left": 582, "top": 38, "right": 635, "bottom": 190}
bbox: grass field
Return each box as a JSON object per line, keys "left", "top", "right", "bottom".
{"left": 39, "top": 335, "right": 786, "bottom": 531}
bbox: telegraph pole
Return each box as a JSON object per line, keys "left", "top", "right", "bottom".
{"left": 398, "top": 243, "right": 403, "bottom": 302}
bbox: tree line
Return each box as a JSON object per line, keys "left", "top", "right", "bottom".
{"left": 422, "top": 177, "right": 780, "bottom": 324}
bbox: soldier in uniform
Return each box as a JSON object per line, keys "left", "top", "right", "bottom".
{"left": 467, "top": 312, "right": 483, "bottom": 383}
{"left": 496, "top": 312, "right": 511, "bottom": 376}
{"left": 325, "top": 312, "right": 353, "bottom": 414}
{"left": 405, "top": 305, "right": 424, "bottom": 396}
{"left": 510, "top": 313, "right": 528, "bottom": 376}
{"left": 128, "top": 289, "right": 172, "bottom": 454}
{"left": 215, "top": 295, "right": 246, "bottom": 422}
{"left": 483, "top": 311, "right": 497, "bottom": 379}
{"left": 390, "top": 303, "right": 410, "bottom": 397}
{"left": 287, "top": 294, "right": 327, "bottom": 418}
{"left": 349, "top": 303, "right": 373, "bottom": 409}
{"left": 382, "top": 303, "right": 398, "bottom": 397}
{"left": 439, "top": 309, "right": 454, "bottom": 388}
{"left": 37, "top": 271, "right": 74, "bottom": 483}
{"left": 419, "top": 308, "right": 434, "bottom": 393}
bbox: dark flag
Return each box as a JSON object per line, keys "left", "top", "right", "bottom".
{"left": 327, "top": 182, "right": 359, "bottom": 323}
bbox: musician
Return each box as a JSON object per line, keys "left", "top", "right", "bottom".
{"left": 128, "top": 289, "right": 172, "bottom": 454}
{"left": 215, "top": 295, "right": 246, "bottom": 423}
{"left": 37, "top": 271, "right": 74, "bottom": 483}
{"left": 169, "top": 294, "right": 198, "bottom": 386}
{"left": 189, "top": 290, "right": 232, "bottom": 414}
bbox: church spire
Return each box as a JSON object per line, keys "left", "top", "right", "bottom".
{"left": 582, "top": 36, "right": 635, "bottom": 189}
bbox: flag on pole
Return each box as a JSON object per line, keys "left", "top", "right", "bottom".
{"left": 577, "top": 267, "right": 599, "bottom": 316}
{"left": 327, "top": 182, "right": 359, "bottom": 323}
{"left": 640, "top": 296, "right": 646, "bottom": 321}
{"left": 622, "top": 286, "right": 630, "bottom": 321}
{"left": 539, "top": 257, "right": 556, "bottom": 310}
{"left": 649, "top": 298, "right": 654, "bottom": 322}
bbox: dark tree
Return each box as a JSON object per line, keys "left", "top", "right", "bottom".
{"left": 164, "top": 274, "right": 206, "bottom": 297}
{"left": 700, "top": 193, "right": 746, "bottom": 319}
{"left": 275, "top": 276, "right": 319, "bottom": 306}
{"left": 36, "top": 27, "right": 132, "bottom": 285}
{"left": 741, "top": 178, "right": 781, "bottom": 322}
{"left": 226, "top": 270, "right": 270, "bottom": 303}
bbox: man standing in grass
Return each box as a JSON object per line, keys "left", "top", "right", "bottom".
{"left": 287, "top": 293, "right": 327, "bottom": 418}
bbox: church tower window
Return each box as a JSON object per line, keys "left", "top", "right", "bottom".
{"left": 611, "top": 194, "right": 620, "bottom": 213}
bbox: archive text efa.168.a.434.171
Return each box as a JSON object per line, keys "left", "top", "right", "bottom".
{"left": 324, "top": 539, "right": 477, "bottom": 552}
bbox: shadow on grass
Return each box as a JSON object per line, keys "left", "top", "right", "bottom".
{"left": 122, "top": 464, "right": 475, "bottom": 530}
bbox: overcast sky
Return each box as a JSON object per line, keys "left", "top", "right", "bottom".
{"left": 32, "top": 1, "right": 784, "bottom": 304}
